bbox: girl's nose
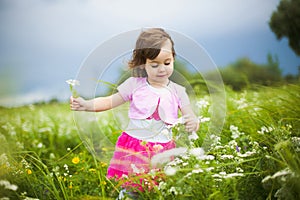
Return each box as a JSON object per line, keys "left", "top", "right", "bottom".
{"left": 158, "top": 64, "right": 166, "bottom": 72}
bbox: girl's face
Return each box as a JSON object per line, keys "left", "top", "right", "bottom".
{"left": 145, "top": 39, "right": 174, "bottom": 87}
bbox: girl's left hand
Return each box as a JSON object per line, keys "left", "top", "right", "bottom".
{"left": 183, "top": 114, "right": 200, "bottom": 132}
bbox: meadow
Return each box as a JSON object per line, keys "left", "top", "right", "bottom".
{"left": 0, "top": 84, "right": 299, "bottom": 200}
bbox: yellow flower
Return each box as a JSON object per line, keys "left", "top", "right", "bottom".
{"left": 26, "top": 169, "right": 32, "bottom": 175}
{"left": 69, "top": 182, "right": 73, "bottom": 189}
{"left": 102, "top": 147, "right": 108, "bottom": 152}
{"left": 100, "top": 162, "right": 107, "bottom": 167}
{"left": 101, "top": 181, "right": 107, "bottom": 186}
{"left": 89, "top": 168, "right": 96, "bottom": 173}
{"left": 72, "top": 156, "right": 80, "bottom": 164}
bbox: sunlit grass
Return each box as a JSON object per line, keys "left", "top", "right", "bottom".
{"left": 0, "top": 84, "right": 299, "bottom": 199}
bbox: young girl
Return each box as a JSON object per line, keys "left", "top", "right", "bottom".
{"left": 70, "top": 28, "right": 199, "bottom": 197}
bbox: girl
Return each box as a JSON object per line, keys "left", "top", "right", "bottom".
{"left": 70, "top": 28, "right": 199, "bottom": 198}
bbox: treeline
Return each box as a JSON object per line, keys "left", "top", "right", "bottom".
{"left": 189, "top": 54, "right": 300, "bottom": 91}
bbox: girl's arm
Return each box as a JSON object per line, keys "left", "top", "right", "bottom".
{"left": 70, "top": 93, "right": 126, "bottom": 112}
{"left": 181, "top": 105, "right": 200, "bottom": 132}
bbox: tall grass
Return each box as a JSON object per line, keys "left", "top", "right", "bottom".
{"left": 0, "top": 84, "right": 299, "bottom": 199}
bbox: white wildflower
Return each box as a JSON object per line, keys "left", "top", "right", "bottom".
{"left": 158, "top": 181, "right": 167, "bottom": 190}
{"left": 0, "top": 180, "right": 18, "bottom": 191}
{"left": 230, "top": 125, "right": 244, "bottom": 139}
{"left": 220, "top": 155, "right": 234, "bottom": 160}
{"left": 66, "top": 79, "right": 80, "bottom": 86}
{"left": 272, "top": 168, "right": 291, "bottom": 179}
{"left": 189, "top": 148, "right": 205, "bottom": 157}
{"left": 164, "top": 166, "right": 177, "bottom": 176}
{"left": 169, "top": 186, "right": 178, "bottom": 195}
{"left": 192, "top": 168, "right": 203, "bottom": 174}
{"left": 188, "top": 131, "right": 199, "bottom": 141}
{"left": 261, "top": 175, "right": 272, "bottom": 183}
{"left": 130, "top": 164, "right": 145, "bottom": 174}
{"left": 224, "top": 173, "right": 244, "bottom": 179}
{"left": 198, "top": 116, "right": 210, "bottom": 123}
{"left": 257, "top": 126, "right": 273, "bottom": 134}
{"left": 151, "top": 147, "right": 187, "bottom": 166}
{"left": 37, "top": 143, "right": 43, "bottom": 148}
{"left": 196, "top": 99, "right": 210, "bottom": 109}
{"left": 205, "top": 167, "right": 214, "bottom": 172}
{"left": 198, "top": 154, "right": 215, "bottom": 160}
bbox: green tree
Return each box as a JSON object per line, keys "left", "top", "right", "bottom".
{"left": 269, "top": 0, "right": 300, "bottom": 56}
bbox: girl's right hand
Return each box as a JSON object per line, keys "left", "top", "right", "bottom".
{"left": 70, "top": 96, "right": 88, "bottom": 111}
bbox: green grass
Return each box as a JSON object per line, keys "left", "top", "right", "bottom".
{"left": 0, "top": 84, "right": 299, "bottom": 199}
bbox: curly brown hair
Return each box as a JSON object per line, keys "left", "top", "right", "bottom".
{"left": 128, "top": 28, "right": 176, "bottom": 77}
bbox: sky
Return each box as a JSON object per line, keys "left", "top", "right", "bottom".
{"left": 0, "top": 0, "right": 299, "bottom": 106}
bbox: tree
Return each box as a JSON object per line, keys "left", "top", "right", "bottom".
{"left": 269, "top": 0, "right": 300, "bottom": 56}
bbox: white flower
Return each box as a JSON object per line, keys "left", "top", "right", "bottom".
{"left": 164, "top": 166, "right": 177, "bottom": 176}
{"left": 196, "top": 99, "right": 210, "bottom": 109}
{"left": 189, "top": 148, "right": 205, "bottom": 157}
{"left": 230, "top": 125, "right": 244, "bottom": 139}
{"left": 130, "top": 164, "right": 145, "bottom": 174}
{"left": 66, "top": 79, "right": 80, "bottom": 86}
{"left": 151, "top": 147, "right": 187, "bottom": 166}
{"left": 188, "top": 131, "right": 199, "bottom": 141}
{"left": 192, "top": 168, "right": 203, "bottom": 174}
{"left": 220, "top": 154, "right": 234, "bottom": 160}
{"left": 199, "top": 116, "right": 210, "bottom": 123}
{"left": 0, "top": 180, "right": 18, "bottom": 191}
{"left": 37, "top": 143, "right": 43, "bottom": 148}
{"left": 224, "top": 173, "right": 244, "bottom": 179}
{"left": 169, "top": 186, "right": 179, "bottom": 195}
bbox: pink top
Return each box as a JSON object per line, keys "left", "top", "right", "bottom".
{"left": 117, "top": 77, "right": 190, "bottom": 125}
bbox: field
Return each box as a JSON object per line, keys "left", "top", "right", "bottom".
{"left": 1, "top": 84, "right": 300, "bottom": 200}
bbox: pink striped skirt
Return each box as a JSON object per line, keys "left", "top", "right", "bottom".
{"left": 107, "top": 132, "right": 175, "bottom": 179}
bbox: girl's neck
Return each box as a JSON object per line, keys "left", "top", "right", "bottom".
{"left": 146, "top": 78, "right": 170, "bottom": 88}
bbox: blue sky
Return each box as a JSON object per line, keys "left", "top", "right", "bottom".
{"left": 0, "top": 0, "right": 299, "bottom": 106}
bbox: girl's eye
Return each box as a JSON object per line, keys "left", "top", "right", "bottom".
{"left": 151, "top": 64, "right": 159, "bottom": 68}
{"left": 165, "top": 63, "right": 170, "bottom": 66}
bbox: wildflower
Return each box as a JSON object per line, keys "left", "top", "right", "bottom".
{"left": 101, "top": 181, "right": 107, "bottom": 186}
{"left": 66, "top": 79, "right": 80, "bottom": 98}
{"left": 188, "top": 131, "right": 199, "bottom": 141}
{"left": 69, "top": 182, "right": 73, "bottom": 189}
{"left": 196, "top": 99, "right": 210, "bottom": 109}
{"left": 131, "top": 164, "right": 145, "bottom": 174}
{"left": 72, "top": 157, "right": 80, "bottom": 164}
{"left": 164, "top": 166, "right": 177, "bottom": 176}
{"left": 189, "top": 148, "right": 204, "bottom": 157}
{"left": 37, "top": 142, "right": 43, "bottom": 148}
{"left": 26, "top": 169, "right": 32, "bottom": 175}
{"left": 230, "top": 125, "right": 244, "bottom": 139}
{"left": 169, "top": 186, "right": 178, "bottom": 195}
{"left": 66, "top": 79, "right": 80, "bottom": 86}
{"left": 257, "top": 126, "right": 273, "bottom": 134}
{"left": 198, "top": 116, "right": 210, "bottom": 123}
{"left": 0, "top": 180, "right": 18, "bottom": 191}
{"left": 151, "top": 147, "right": 187, "bottom": 166}
{"left": 224, "top": 173, "right": 244, "bottom": 179}
{"left": 220, "top": 155, "right": 234, "bottom": 160}
{"left": 101, "top": 147, "right": 108, "bottom": 152}
{"left": 192, "top": 168, "right": 204, "bottom": 174}
{"left": 100, "top": 162, "right": 107, "bottom": 167}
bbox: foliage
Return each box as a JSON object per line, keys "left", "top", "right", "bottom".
{"left": 0, "top": 84, "right": 300, "bottom": 199}
{"left": 269, "top": 0, "right": 300, "bottom": 56}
